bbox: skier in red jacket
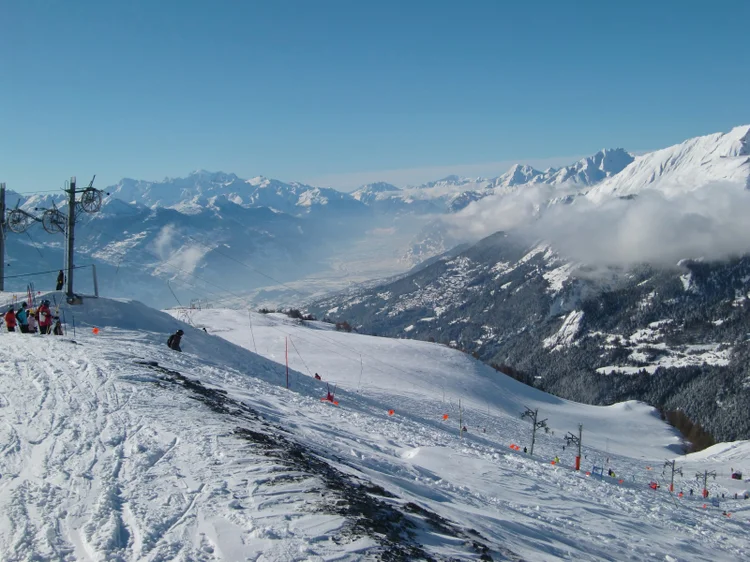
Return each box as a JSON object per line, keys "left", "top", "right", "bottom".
{"left": 37, "top": 300, "right": 53, "bottom": 334}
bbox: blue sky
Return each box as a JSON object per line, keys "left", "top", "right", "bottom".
{"left": 2, "top": 0, "right": 749, "bottom": 193}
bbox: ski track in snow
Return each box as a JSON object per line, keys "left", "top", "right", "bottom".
{"left": 0, "top": 296, "right": 749, "bottom": 561}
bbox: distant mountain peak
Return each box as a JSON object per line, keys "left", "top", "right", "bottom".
{"left": 495, "top": 163, "right": 543, "bottom": 188}
{"left": 357, "top": 182, "right": 402, "bottom": 192}
{"left": 437, "top": 174, "right": 461, "bottom": 183}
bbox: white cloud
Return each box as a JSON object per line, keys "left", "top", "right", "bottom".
{"left": 152, "top": 224, "right": 206, "bottom": 275}
{"left": 445, "top": 181, "right": 750, "bottom": 266}
{"left": 444, "top": 183, "right": 562, "bottom": 240}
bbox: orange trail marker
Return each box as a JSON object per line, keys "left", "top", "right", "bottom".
{"left": 92, "top": 327, "right": 100, "bottom": 335}
{"left": 388, "top": 409, "right": 395, "bottom": 416}
{"left": 442, "top": 414, "right": 449, "bottom": 421}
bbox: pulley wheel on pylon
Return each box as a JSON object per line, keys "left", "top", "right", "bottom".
{"left": 42, "top": 208, "right": 66, "bottom": 234}
{"left": 80, "top": 187, "right": 102, "bottom": 213}
{"left": 6, "top": 209, "right": 32, "bottom": 233}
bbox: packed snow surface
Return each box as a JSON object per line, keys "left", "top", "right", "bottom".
{"left": 0, "top": 294, "right": 749, "bottom": 560}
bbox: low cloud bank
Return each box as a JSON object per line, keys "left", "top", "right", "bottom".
{"left": 448, "top": 181, "right": 750, "bottom": 266}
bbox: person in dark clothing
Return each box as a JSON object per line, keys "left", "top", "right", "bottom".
{"left": 314, "top": 373, "right": 321, "bottom": 380}
{"left": 52, "top": 317, "right": 63, "bottom": 336}
{"left": 56, "top": 270, "right": 65, "bottom": 291}
{"left": 167, "top": 329, "right": 184, "bottom": 352}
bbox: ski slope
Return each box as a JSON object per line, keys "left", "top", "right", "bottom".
{"left": 0, "top": 294, "right": 747, "bottom": 561}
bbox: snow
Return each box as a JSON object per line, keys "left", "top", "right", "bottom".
{"left": 589, "top": 320, "right": 732, "bottom": 375}
{"left": 542, "top": 262, "right": 575, "bottom": 294}
{"left": 587, "top": 125, "right": 750, "bottom": 202}
{"left": 543, "top": 310, "right": 584, "bottom": 350}
{"left": 1, "top": 295, "right": 749, "bottom": 560}
{"left": 680, "top": 273, "right": 692, "bottom": 291}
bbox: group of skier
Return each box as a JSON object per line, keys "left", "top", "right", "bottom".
{"left": 2, "top": 300, "right": 62, "bottom": 335}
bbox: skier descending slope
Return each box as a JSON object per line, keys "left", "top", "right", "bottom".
{"left": 167, "top": 329, "right": 184, "bottom": 352}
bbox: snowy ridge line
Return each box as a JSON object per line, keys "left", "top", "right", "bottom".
{"left": 138, "top": 359, "right": 512, "bottom": 560}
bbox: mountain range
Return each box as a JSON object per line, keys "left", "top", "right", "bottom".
{"left": 1, "top": 124, "right": 748, "bottom": 310}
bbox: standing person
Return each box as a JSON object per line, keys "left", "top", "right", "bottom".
{"left": 4, "top": 307, "right": 17, "bottom": 332}
{"left": 16, "top": 303, "right": 29, "bottom": 333}
{"left": 37, "top": 300, "right": 52, "bottom": 334}
{"left": 167, "top": 329, "right": 184, "bottom": 352}
{"left": 27, "top": 310, "right": 38, "bottom": 334}
{"left": 56, "top": 270, "right": 65, "bottom": 291}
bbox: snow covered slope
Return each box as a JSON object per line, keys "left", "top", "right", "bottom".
{"left": 2, "top": 295, "right": 749, "bottom": 560}
{"left": 587, "top": 125, "right": 750, "bottom": 202}
{"left": 183, "top": 306, "right": 750, "bottom": 559}
{"left": 187, "top": 310, "right": 679, "bottom": 459}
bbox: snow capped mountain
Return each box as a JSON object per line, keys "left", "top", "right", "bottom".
{"left": 493, "top": 163, "right": 544, "bottom": 188}
{"left": 587, "top": 125, "right": 750, "bottom": 202}
{"left": 350, "top": 182, "right": 402, "bottom": 204}
{"left": 110, "top": 170, "right": 244, "bottom": 208}
{"left": 295, "top": 185, "right": 366, "bottom": 212}
{"left": 381, "top": 148, "right": 635, "bottom": 217}
{"left": 5, "top": 124, "right": 750, "bottom": 315}
{"left": 545, "top": 148, "right": 634, "bottom": 186}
